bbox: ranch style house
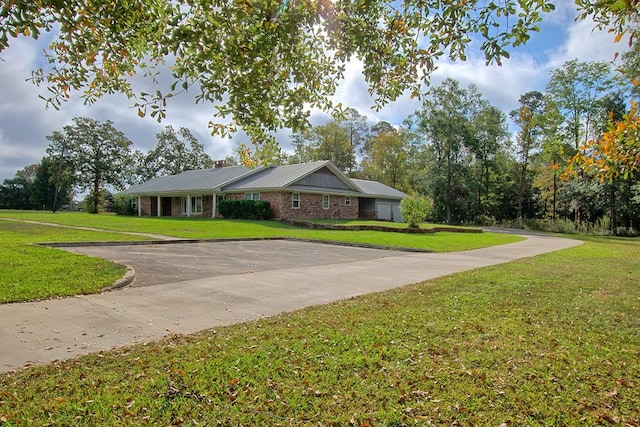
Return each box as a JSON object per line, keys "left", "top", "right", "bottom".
{"left": 123, "top": 160, "right": 406, "bottom": 221}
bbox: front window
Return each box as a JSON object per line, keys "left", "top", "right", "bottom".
{"left": 182, "top": 197, "right": 189, "bottom": 214}
{"left": 322, "top": 194, "right": 329, "bottom": 210}
{"left": 245, "top": 192, "right": 260, "bottom": 201}
{"left": 345, "top": 196, "right": 351, "bottom": 206}
{"left": 292, "top": 192, "right": 300, "bottom": 208}
{"left": 182, "top": 196, "right": 203, "bottom": 215}
{"left": 191, "top": 196, "right": 203, "bottom": 214}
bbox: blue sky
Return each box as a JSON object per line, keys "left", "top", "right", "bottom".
{"left": 0, "top": 2, "right": 626, "bottom": 182}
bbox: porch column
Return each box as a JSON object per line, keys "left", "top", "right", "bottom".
{"left": 157, "top": 196, "right": 161, "bottom": 217}
{"left": 137, "top": 196, "right": 141, "bottom": 217}
{"left": 186, "top": 194, "right": 191, "bottom": 217}
{"left": 212, "top": 194, "right": 217, "bottom": 218}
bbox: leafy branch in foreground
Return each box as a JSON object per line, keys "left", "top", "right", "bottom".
{"left": 2, "top": 1, "right": 636, "bottom": 161}
{"left": 2, "top": 0, "right": 556, "bottom": 147}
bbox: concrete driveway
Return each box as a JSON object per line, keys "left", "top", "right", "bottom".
{"left": 0, "top": 233, "right": 581, "bottom": 372}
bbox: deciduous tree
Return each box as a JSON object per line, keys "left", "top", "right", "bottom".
{"left": 46, "top": 117, "right": 134, "bottom": 213}
{"left": 360, "top": 122, "right": 408, "bottom": 190}
{"left": 137, "top": 126, "right": 214, "bottom": 181}
{"left": 511, "top": 91, "right": 545, "bottom": 226}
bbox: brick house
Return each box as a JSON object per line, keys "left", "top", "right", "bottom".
{"left": 123, "top": 160, "right": 406, "bottom": 221}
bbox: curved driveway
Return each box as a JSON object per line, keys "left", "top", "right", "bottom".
{"left": 0, "top": 231, "right": 581, "bottom": 372}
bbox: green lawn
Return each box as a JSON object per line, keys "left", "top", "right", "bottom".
{"left": 0, "top": 219, "right": 150, "bottom": 303}
{"left": 0, "top": 211, "right": 500, "bottom": 252}
{"left": 0, "top": 236, "right": 638, "bottom": 425}
{"left": 0, "top": 212, "right": 522, "bottom": 304}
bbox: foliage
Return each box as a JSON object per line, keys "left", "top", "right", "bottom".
{"left": 46, "top": 117, "right": 134, "bottom": 214}
{"left": 411, "top": 79, "right": 509, "bottom": 224}
{"left": 136, "top": 126, "right": 214, "bottom": 181}
{"left": 112, "top": 194, "right": 137, "bottom": 216}
{"left": 545, "top": 59, "right": 619, "bottom": 150}
{"left": 1, "top": 0, "right": 560, "bottom": 156}
{"left": 1, "top": 237, "right": 639, "bottom": 425}
{"left": 399, "top": 195, "right": 433, "bottom": 228}
{"left": 290, "top": 121, "right": 356, "bottom": 172}
{"left": 510, "top": 90, "right": 546, "bottom": 225}
{"left": 360, "top": 122, "right": 409, "bottom": 190}
{"left": 567, "top": 100, "right": 640, "bottom": 182}
{"left": 217, "top": 200, "right": 272, "bottom": 220}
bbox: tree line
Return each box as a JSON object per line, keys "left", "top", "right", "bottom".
{"left": 1, "top": 57, "right": 638, "bottom": 233}
{"left": 265, "top": 57, "right": 639, "bottom": 233}
{"left": 0, "top": 120, "right": 215, "bottom": 213}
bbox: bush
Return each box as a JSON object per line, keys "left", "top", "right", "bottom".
{"left": 400, "top": 195, "right": 433, "bottom": 228}
{"left": 217, "top": 199, "right": 271, "bottom": 219}
{"left": 112, "top": 194, "right": 137, "bottom": 215}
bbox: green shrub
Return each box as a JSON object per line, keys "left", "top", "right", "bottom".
{"left": 112, "top": 194, "right": 137, "bottom": 215}
{"left": 400, "top": 195, "right": 433, "bottom": 228}
{"left": 217, "top": 199, "right": 271, "bottom": 219}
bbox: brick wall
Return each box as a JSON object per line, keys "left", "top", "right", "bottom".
{"left": 224, "top": 191, "right": 359, "bottom": 219}
{"left": 203, "top": 195, "right": 214, "bottom": 217}
{"left": 140, "top": 196, "right": 151, "bottom": 216}
{"left": 141, "top": 192, "right": 361, "bottom": 219}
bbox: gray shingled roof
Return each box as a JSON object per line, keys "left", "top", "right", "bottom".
{"left": 351, "top": 179, "right": 406, "bottom": 200}
{"left": 123, "top": 166, "right": 258, "bottom": 195}
{"left": 123, "top": 161, "right": 406, "bottom": 200}
{"left": 223, "top": 161, "right": 361, "bottom": 193}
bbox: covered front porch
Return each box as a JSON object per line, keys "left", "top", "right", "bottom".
{"left": 137, "top": 194, "right": 219, "bottom": 218}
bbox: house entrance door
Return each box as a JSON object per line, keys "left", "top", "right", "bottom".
{"left": 161, "top": 197, "right": 172, "bottom": 216}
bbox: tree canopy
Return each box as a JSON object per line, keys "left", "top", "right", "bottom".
{"left": 46, "top": 117, "right": 134, "bottom": 213}
{"left": 1, "top": 0, "right": 564, "bottom": 155}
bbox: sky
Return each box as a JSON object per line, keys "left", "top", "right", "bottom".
{"left": 0, "top": 2, "right": 626, "bottom": 183}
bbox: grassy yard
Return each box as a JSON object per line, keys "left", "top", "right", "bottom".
{"left": 0, "top": 219, "right": 148, "bottom": 303}
{"left": 0, "top": 212, "right": 521, "bottom": 304}
{"left": 0, "top": 235, "right": 638, "bottom": 425}
{"left": 0, "top": 211, "right": 507, "bottom": 253}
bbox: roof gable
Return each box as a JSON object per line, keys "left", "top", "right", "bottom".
{"left": 223, "top": 161, "right": 361, "bottom": 193}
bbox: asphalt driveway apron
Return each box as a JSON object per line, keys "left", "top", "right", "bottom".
{"left": 0, "top": 233, "right": 581, "bottom": 372}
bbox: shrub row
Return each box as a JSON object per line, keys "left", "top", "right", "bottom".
{"left": 217, "top": 200, "right": 271, "bottom": 219}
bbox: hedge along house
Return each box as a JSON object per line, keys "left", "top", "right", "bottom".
{"left": 123, "top": 160, "right": 406, "bottom": 221}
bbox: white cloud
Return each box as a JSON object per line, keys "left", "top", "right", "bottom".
{"left": 547, "top": 16, "right": 624, "bottom": 68}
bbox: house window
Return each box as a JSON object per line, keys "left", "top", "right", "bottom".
{"left": 191, "top": 196, "right": 203, "bottom": 214}
{"left": 322, "top": 194, "right": 329, "bottom": 210}
{"left": 345, "top": 196, "right": 351, "bottom": 206}
{"left": 245, "top": 192, "right": 260, "bottom": 201}
{"left": 292, "top": 192, "right": 300, "bottom": 209}
{"left": 182, "top": 196, "right": 203, "bottom": 215}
